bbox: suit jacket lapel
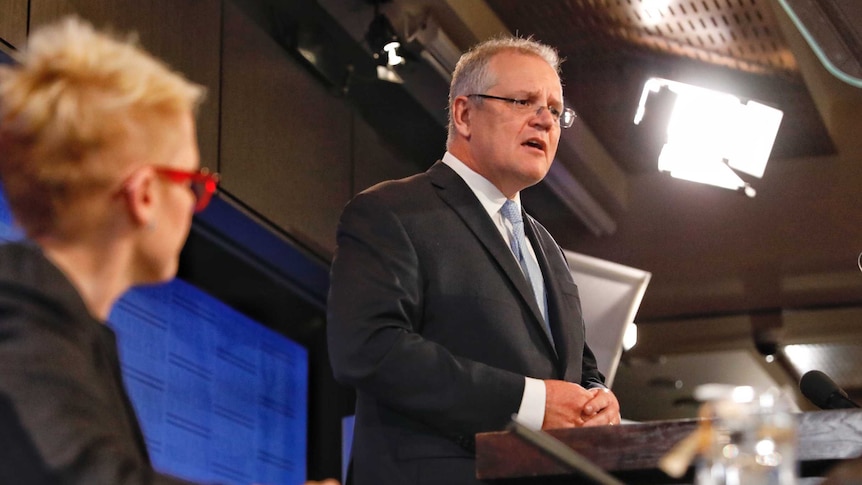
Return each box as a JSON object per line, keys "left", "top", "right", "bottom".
{"left": 427, "top": 162, "right": 555, "bottom": 355}
{"left": 525, "top": 216, "right": 569, "bottom": 369}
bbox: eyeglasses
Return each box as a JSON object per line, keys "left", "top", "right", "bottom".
{"left": 467, "top": 94, "right": 577, "bottom": 128}
{"left": 154, "top": 166, "right": 220, "bottom": 213}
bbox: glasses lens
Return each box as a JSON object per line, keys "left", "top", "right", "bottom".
{"left": 154, "top": 167, "right": 218, "bottom": 213}
{"left": 561, "top": 108, "right": 576, "bottom": 128}
{"left": 190, "top": 174, "right": 218, "bottom": 213}
{"left": 190, "top": 181, "right": 206, "bottom": 212}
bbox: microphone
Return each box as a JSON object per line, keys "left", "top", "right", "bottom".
{"left": 799, "top": 370, "right": 861, "bottom": 410}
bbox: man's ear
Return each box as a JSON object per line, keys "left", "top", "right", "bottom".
{"left": 121, "top": 167, "right": 156, "bottom": 228}
{"left": 451, "top": 96, "right": 473, "bottom": 139}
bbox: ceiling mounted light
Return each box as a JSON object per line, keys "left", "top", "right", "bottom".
{"left": 365, "top": 5, "right": 405, "bottom": 67}
{"left": 637, "top": 0, "right": 671, "bottom": 26}
{"left": 634, "top": 77, "right": 784, "bottom": 197}
{"left": 381, "top": 40, "right": 404, "bottom": 66}
{"left": 623, "top": 322, "right": 638, "bottom": 351}
{"left": 365, "top": 1, "right": 406, "bottom": 84}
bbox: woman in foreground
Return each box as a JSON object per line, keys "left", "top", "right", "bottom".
{"left": 0, "top": 16, "right": 335, "bottom": 485}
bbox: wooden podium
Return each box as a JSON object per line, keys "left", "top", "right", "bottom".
{"left": 475, "top": 409, "right": 862, "bottom": 483}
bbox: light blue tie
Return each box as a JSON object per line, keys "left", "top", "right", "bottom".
{"left": 501, "top": 200, "right": 553, "bottom": 346}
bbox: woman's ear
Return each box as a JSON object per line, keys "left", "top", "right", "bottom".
{"left": 451, "top": 96, "right": 473, "bottom": 139}
{"left": 120, "top": 167, "right": 156, "bottom": 228}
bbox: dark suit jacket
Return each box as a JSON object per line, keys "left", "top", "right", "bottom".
{"left": 0, "top": 242, "right": 195, "bottom": 484}
{"left": 327, "top": 161, "right": 604, "bottom": 485}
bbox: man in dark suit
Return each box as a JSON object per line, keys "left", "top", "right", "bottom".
{"left": 327, "top": 36, "right": 621, "bottom": 485}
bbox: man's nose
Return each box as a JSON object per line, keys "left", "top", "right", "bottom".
{"left": 531, "top": 105, "right": 555, "bottom": 129}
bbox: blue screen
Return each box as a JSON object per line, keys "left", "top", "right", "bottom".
{"left": 0, "top": 185, "right": 23, "bottom": 242}
{"left": 109, "top": 281, "right": 308, "bottom": 485}
{"left": 0, "top": 186, "right": 309, "bottom": 485}
{"left": 0, "top": 55, "right": 18, "bottom": 243}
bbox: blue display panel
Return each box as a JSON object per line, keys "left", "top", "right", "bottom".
{"left": 109, "top": 280, "right": 308, "bottom": 485}
{"left": 0, "top": 54, "right": 18, "bottom": 243}
{"left": 0, "top": 185, "right": 23, "bottom": 242}
{"left": 0, "top": 186, "right": 309, "bottom": 485}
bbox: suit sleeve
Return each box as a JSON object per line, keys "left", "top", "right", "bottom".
{"left": 549, "top": 243, "right": 607, "bottom": 390}
{"left": 580, "top": 343, "right": 606, "bottom": 389}
{"left": 327, "top": 192, "right": 526, "bottom": 436}
{"left": 530, "top": 227, "right": 607, "bottom": 389}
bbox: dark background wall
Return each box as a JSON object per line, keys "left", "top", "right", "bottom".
{"left": 0, "top": 0, "right": 432, "bottom": 480}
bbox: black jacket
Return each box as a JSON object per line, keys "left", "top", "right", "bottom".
{"left": 327, "top": 162, "right": 604, "bottom": 485}
{"left": 0, "top": 242, "right": 193, "bottom": 484}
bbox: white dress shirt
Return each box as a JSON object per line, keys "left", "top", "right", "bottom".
{"left": 441, "top": 151, "right": 547, "bottom": 430}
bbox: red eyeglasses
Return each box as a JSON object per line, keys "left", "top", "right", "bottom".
{"left": 154, "top": 167, "right": 220, "bottom": 213}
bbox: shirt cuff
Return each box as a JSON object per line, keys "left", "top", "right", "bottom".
{"left": 515, "top": 377, "right": 546, "bottom": 430}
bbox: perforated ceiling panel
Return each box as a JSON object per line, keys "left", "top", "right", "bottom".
{"left": 593, "top": 0, "right": 793, "bottom": 73}
{"left": 485, "top": 0, "right": 835, "bottom": 172}
{"left": 491, "top": 0, "right": 797, "bottom": 75}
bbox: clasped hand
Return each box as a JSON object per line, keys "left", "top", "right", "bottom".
{"left": 543, "top": 379, "right": 621, "bottom": 429}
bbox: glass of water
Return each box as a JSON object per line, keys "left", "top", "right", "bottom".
{"left": 695, "top": 386, "right": 798, "bottom": 485}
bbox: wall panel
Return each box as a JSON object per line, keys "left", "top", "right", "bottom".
{"left": 0, "top": 0, "right": 27, "bottom": 50}
{"left": 352, "top": 115, "right": 425, "bottom": 195}
{"left": 220, "top": 1, "right": 352, "bottom": 256}
{"left": 28, "top": 0, "right": 221, "bottom": 172}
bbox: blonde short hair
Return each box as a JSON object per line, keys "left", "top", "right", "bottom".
{"left": 0, "top": 17, "right": 205, "bottom": 237}
{"left": 446, "top": 36, "right": 561, "bottom": 147}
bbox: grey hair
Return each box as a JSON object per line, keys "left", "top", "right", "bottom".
{"left": 446, "top": 36, "right": 561, "bottom": 148}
